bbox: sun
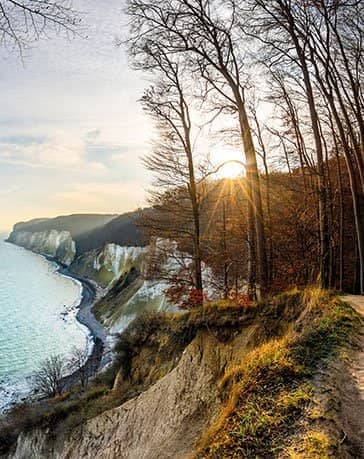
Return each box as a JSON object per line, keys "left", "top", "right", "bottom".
{"left": 211, "top": 148, "right": 245, "bottom": 179}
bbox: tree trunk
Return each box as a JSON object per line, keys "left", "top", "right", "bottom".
{"left": 290, "top": 29, "right": 330, "bottom": 288}
{"left": 184, "top": 126, "right": 203, "bottom": 294}
{"left": 327, "top": 101, "right": 364, "bottom": 294}
{"left": 307, "top": 39, "right": 364, "bottom": 293}
{"left": 335, "top": 150, "right": 344, "bottom": 292}
{"left": 222, "top": 200, "right": 229, "bottom": 299}
{"left": 237, "top": 100, "right": 268, "bottom": 297}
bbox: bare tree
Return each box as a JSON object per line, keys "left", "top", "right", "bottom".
{"left": 0, "top": 0, "right": 81, "bottom": 55}
{"left": 304, "top": 1, "right": 364, "bottom": 293}
{"left": 241, "top": 0, "right": 363, "bottom": 292}
{"left": 143, "top": 78, "right": 203, "bottom": 298}
{"left": 68, "top": 346, "right": 89, "bottom": 391}
{"left": 244, "top": 0, "right": 331, "bottom": 288}
{"left": 249, "top": 99, "right": 274, "bottom": 282}
{"left": 132, "top": 43, "right": 207, "bottom": 303}
{"left": 34, "top": 354, "right": 66, "bottom": 398}
{"left": 126, "top": 0, "right": 363, "bottom": 295}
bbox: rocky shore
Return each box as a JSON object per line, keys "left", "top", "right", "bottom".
{"left": 52, "top": 267, "right": 112, "bottom": 387}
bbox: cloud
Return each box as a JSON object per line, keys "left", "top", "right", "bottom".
{"left": 84, "top": 129, "right": 101, "bottom": 140}
{"left": 0, "top": 185, "right": 21, "bottom": 195}
{"left": 0, "top": 135, "right": 47, "bottom": 145}
{"left": 0, "top": 133, "right": 108, "bottom": 173}
{"left": 0, "top": 0, "right": 153, "bottom": 227}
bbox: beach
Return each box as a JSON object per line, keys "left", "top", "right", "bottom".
{"left": 0, "top": 239, "right": 102, "bottom": 411}
{"left": 58, "top": 268, "right": 112, "bottom": 389}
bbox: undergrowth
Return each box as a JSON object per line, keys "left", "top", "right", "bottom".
{"left": 0, "top": 375, "right": 117, "bottom": 455}
{"left": 196, "top": 289, "right": 361, "bottom": 458}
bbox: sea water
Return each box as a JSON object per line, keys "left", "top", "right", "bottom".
{"left": 0, "top": 235, "right": 89, "bottom": 411}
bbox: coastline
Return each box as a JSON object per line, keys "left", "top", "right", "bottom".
{"left": 58, "top": 267, "right": 111, "bottom": 380}
{"left": 59, "top": 266, "right": 108, "bottom": 345}
{"left": 4, "top": 240, "right": 111, "bottom": 393}
{"left": 5, "top": 239, "right": 109, "bottom": 344}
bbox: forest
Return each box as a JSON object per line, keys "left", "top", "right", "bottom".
{"left": 124, "top": 0, "right": 364, "bottom": 302}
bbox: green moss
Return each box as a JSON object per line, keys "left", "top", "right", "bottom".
{"left": 290, "top": 299, "right": 360, "bottom": 379}
{"left": 95, "top": 266, "right": 115, "bottom": 287}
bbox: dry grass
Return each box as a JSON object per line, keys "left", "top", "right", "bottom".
{"left": 196, "top": 288, "right": 361, "bottom": 458}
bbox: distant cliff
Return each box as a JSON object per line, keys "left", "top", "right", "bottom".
{"left": 75, "top": 212, "right": 149, "bottom": 254}
{"left": 8, "top": 211, "right": 147, "bottom": 287}
{"left": 8, "top": 212, "right": 147, "bottom": 257}
{"left": 11, "top": 214, "right": 117, "bottom": 239}
{"left": 7, "top": 229, "right": 76, "bottom": 266}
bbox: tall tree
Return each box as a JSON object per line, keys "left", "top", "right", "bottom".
{"left": 131, "top": 43, "right": 205, "bottom": 300}
{"left": 303, "top": 0, "right": 364, "bottom": 293}
{"left": 245, "top": 0, "right": 331, "bottom": 287}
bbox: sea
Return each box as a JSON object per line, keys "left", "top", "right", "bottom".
{"left": 0, "top": 235, "right": 90, "bottom": 412}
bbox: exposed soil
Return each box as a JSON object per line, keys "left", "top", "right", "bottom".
{"left": 340, "top": 295, "right": 364, "bottom": 457}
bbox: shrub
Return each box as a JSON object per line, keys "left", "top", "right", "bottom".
{"left": 34, "top": 355, "right": 66, "bottom": 397}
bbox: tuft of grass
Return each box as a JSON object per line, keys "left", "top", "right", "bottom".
{"left": 287, "top": 430, "right": 332, "bottom": 458}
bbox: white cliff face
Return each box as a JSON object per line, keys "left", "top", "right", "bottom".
{"left": 149, "top": 238, "right": 219, "bottom": 299}
{"left": 99, "top": 239, "right": 219, "bottom": 333}
{"left": 71, "top": 243, "right": 147, "bottom": 289}
{"left": 8, "top": 230, "right": 76, "bottom": 266}
{"left": 94, "top": 239, "right": 217, "bottom": 333}
{"left": 94, "top": 243, "right": 147, "bottom": 281}
{"left": 109, "top": 279, "right": 173, "bottom": 333}
{"left": 8, "top": 231, "right": 216, "bottom": 336}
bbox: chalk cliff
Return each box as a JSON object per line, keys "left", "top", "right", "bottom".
{"left": 7, "top": 229, "right": 76, "bottom": 266}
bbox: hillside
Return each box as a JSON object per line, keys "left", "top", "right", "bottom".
{"left": 8, "top": 210, "right": 148, "bottom": 257}
{"left": 13, "top": 214, "right": 117, "bottom": 240}
{"left": 75, "top": 210, "right": 148, "bottom": 255}
{"left": 1, "top": 289, "right": 362, "bottom": 458}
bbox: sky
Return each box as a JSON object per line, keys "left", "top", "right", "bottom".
{"left": 0, "top": 0, "right": 252, "bottom": 233}
{"left": 0, "top": 0, "right": 153, "bottom": 231}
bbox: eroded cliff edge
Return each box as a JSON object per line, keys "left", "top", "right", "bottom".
{"left": 4, "top": 290, "right": 362, "bottom": 459}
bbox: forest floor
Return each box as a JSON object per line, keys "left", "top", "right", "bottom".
{"left": 340, "top": 295, "right": 364, "bottom": 457}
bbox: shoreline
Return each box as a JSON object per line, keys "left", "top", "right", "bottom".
{"left": 59, "top": 266, "right": 109, "bottom": 346}
{"left": 5, "top": 239, "right": 109, "bottom": 347}
{"left": 4, "top": 240, "right": 111, "bottom": 392}
{"left": 57, "top": 266, "right": 112, "bottom": 382}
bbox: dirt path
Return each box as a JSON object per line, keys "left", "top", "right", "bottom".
{"left": 343, "top": 295, "right": 364, "bottom": 317}
{"left": 343, "top": 295, "right": 364, "bottom": 398}
{"left": 340, "top": 295, "right": 364, "bottom": 457}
